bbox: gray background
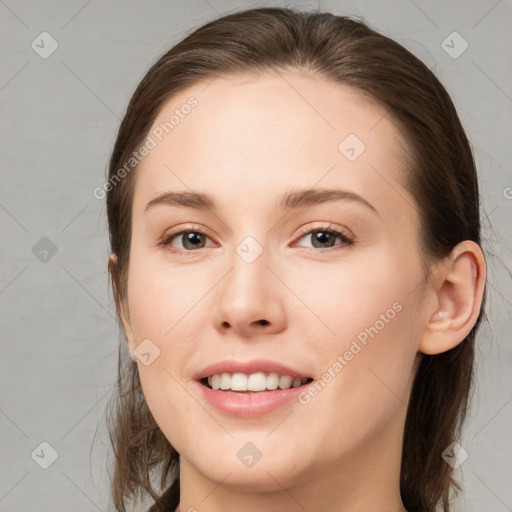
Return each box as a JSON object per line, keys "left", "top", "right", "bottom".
{"left": 1, "top": 0, "right": 511, "bottom": 511}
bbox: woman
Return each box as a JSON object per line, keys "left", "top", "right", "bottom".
{"left": 104, "top": 7, "right": 487, "bottom": 512}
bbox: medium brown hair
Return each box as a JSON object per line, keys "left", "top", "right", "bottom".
{"left": 104, "top": 7, "right": 486, "bottom": 512}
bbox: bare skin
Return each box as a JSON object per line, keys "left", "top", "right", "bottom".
{"left": 110, "top": 70, "right": 486, "bottom": 512}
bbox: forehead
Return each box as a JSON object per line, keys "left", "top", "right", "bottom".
{"left": 133, "top": 71, "right": 413, "bottom": 222}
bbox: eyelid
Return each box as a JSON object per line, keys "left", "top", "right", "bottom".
{"left": 291, "top": 223, "right": 354, "bottom": 251}
{"left": 293, "top": 222, "right": 353, "bottom": 241}
{"left": 160, "top": 222, "right": 354, "bottom": 254}
{"left": 161, "top": 223, "right": 210, "bottom": 240}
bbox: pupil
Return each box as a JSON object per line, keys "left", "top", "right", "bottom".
{"left": 313, "top": 231, "right": 334, "bottom": 248}
{"left": 184, "top": 232, "right": 204, "bottom": 249}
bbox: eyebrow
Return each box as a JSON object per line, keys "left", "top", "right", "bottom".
{"left": 144, "top": 188, "right": 379, "bottom": 216}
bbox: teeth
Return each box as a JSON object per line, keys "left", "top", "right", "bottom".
{"left": 248, "top": 372, "right": 266, "bottom": 391}
{"left": 232, "top": 373, "right": 248, "bottom": 391}
{"left": 267, "top": 372, "right": 279, "bottom": 390}
{"left": 279, "top": 375, "right": 293, "bottom": 389}
{"left": 206, "top": 372, "right": 309, "bottom": 392}
{"left": 219, "top": 373, "right": 231, "bottom": 390}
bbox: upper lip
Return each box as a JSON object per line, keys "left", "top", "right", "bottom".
{"left": 194, "top": 359, "right": 312, "bottom": 381}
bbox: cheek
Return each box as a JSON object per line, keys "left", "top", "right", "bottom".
{"left": 298, "top": 250, "right": 413, "bottom": 351}
{"left": 293, "top": 254, "right": 421, "bottom": 435}
{"left": 124, "top": 253, "right": 205, "bottom": 421}
{"left": 294, "top": 310, "right": 418, "bottom": 466}
{"left": 136, "top": 361, "right": 198, "bottom": 462}
{"left": 125, "top": 252, "right": 190, "bottom": 340}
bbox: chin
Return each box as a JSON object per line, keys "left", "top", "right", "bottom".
{"left": 186, "top": 442, "right": 313, "bottom": 492}
{"left": 202, "top": 464, "right": 301, "bottom": 493}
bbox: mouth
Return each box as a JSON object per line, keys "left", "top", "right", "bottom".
{"left": 199, "top": 372, "right": 314, "bottom": 394}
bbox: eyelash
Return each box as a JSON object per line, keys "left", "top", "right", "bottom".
{"left": 159, "top": 223, "right": 354, "bottom": 256}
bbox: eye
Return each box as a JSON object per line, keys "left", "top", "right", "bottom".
{"left": 160, "top": 227, "right": 214, "bottom": 254}
{"left": 159, "top": 223, "right": 354, "bottom": 255}
{"left": 292, "top": 224, "right": 354, "bottom": 252}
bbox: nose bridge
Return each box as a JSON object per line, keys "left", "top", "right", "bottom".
{"left": 224, "top": 233, "right": 271, "bottom": 308}
{"left": 214, "top": 230, "right": 285, "bottom": 334}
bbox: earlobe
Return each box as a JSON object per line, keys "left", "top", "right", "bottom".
{"left": 108, "top": 253, "right": 136, "bottom": 360}
{"left": 419, "top": 241, "right": 486, "bottom": 356}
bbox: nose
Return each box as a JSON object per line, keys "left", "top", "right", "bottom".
{"left": 213, "top": 240, "right": 287, "bottom": 338}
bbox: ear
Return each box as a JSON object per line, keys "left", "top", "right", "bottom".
{"left": 419, "top": 241, "right": 486, "bottom": 355}
{"left": 108, "top": 253, "right": 136, "bottom": 359}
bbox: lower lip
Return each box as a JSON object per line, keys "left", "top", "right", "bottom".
{"left": 195, "top": 380, "right": 312, "bottom": 417}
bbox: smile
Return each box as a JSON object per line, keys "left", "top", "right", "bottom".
{"left": 203, "top": 372, "right": 313, "bottom": 392}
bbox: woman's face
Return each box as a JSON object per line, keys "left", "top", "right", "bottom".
{"left": 120, "top": 71, "right": 430, "bottom": 493}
